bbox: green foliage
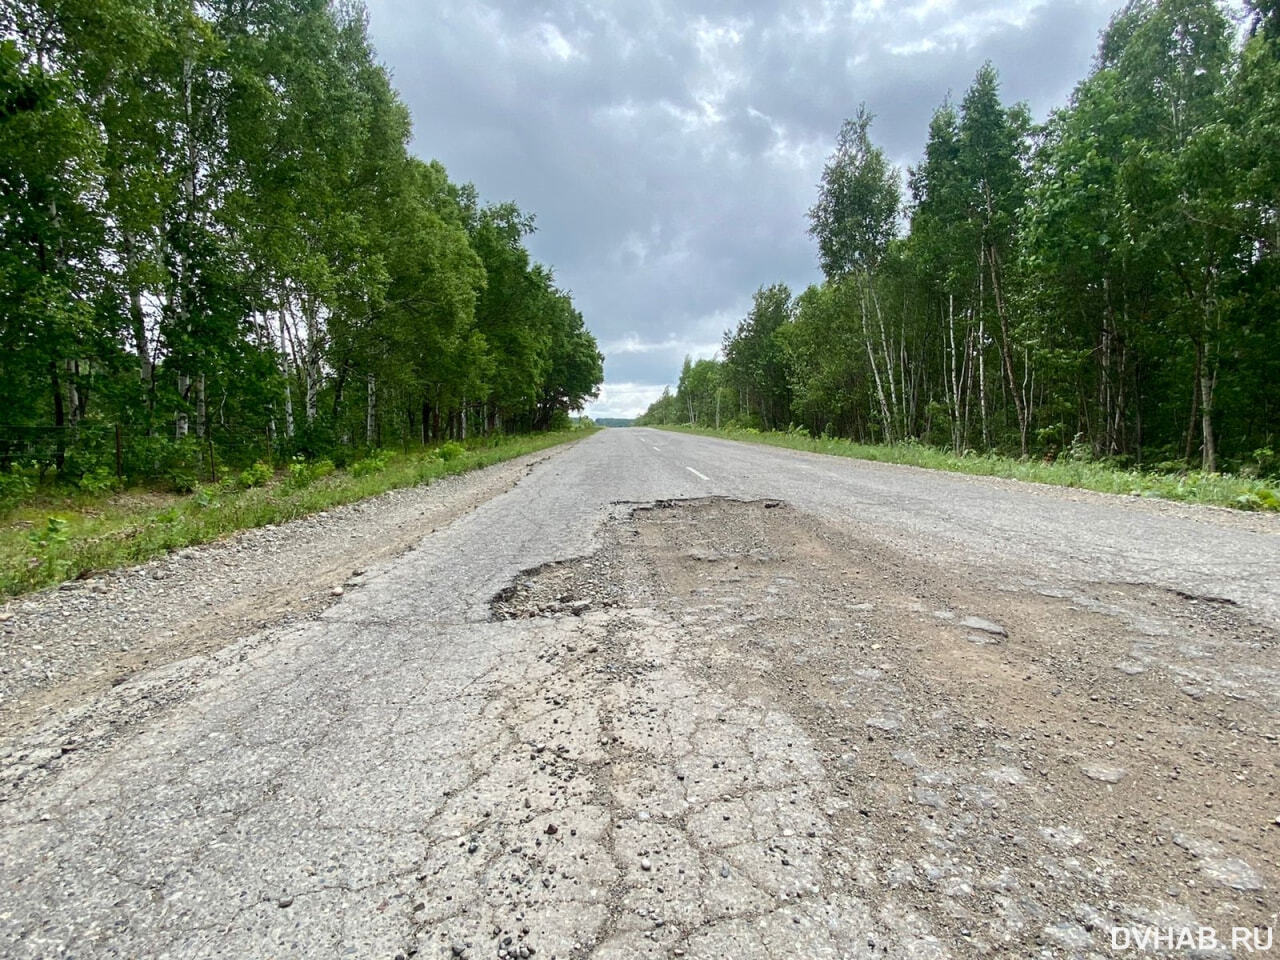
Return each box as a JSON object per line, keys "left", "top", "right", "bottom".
{"left": 192, "top": 486, "right": 219, "bottom": 510}
{"left": 27, "top": 516, "right": 69, "bottom": 550}
{"left": 350, "top": 453, "right": 389, "bottom": 477}
{"left": 167, "top": 469, "right": 199, "bottom": 494}
{"left": 0, "top": 472, "right": 35, "bottom": 512}
{"left": 1, "top": 0, "right": 602, "bottom": 485}
{"left": 236, "top": 461, "right": 274, "bottom": 489}
{"left": 76, "top": 466, "right": 120, "bottom": 494}
{"left": 287, "top": 457, "right": 336, "bottom": 488}
{"left": 435, "top": 442, "right": 466, "bottom": 461}
{"left": 809, "top": 105, "right": 900, "bottom": 278}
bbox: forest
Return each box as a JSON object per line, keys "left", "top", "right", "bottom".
{"left": 641, "top": 0, "right": 1280, "bottom": 478}
{"left": 1, "top": 0, "right": 603, "bottom": 482}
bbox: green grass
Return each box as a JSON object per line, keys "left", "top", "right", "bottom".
{"left": 656, "top": 424, "right": 1280, "bottom": 513}
{"left": 0, "top": 429, "right": 592, "bottom": 599}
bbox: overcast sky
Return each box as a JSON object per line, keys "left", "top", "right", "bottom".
{"left": 363, "top": 0, "right": 1119, "bottom": 419}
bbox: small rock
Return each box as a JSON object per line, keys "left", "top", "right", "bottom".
{"left": 866, "top": 715, "right": 901, "bottom": 733}
{"left": 330, "top": 586, "right": 344, "bottom": 597}
{"left": 720, "top": 865, "right": 730, "bottom": 878}
{"left": 277, "top": 896, "right": 294, "bottom": 908}
{"left": 1080, "top": 764, "right": 1127, "bottom": 784}
{"left": 1201, "top": 857, "right": 1264, "bottom": 891}
{"left": 544, "top": 823, "right": 558, "bottom": 836}
{"left": 959, "top": 615, "right": 1007, "bottom": 637}
{"left": 640, "top": 857, "right": 652, "bottom": 871}
{"left": 965, "top": 633, "right": 1001, "bottom": 646}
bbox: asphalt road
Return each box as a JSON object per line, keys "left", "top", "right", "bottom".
{"left": 2, "top": 427, "right": 1277, "bottom": 959}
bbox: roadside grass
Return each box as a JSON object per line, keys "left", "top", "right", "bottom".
{"left": 0, "top": 429, "right": 592, "bottom": 599}
{"left": 655, "top": 424, "right": 1280, "bottom": 513}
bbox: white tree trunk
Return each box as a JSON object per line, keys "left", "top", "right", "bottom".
{"left": 859, "top": 276, "right": 893, "bottom": 443}
{"left": 277, "top": 310, "right": 295, "bottom": 438}
{"left": 302, "top": 300, "right": 321, "bottom": 425}
{"left": 195, "top": 373, "right": 206, "bottom": 438}
{"left": 176, "top": 372, "right": 189, "bottom": 438}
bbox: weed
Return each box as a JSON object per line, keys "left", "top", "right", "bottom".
{"left": 436, "top": 441, "right": 466, "bottom": 462}
{"left": 237, "top": 461, "right": 274, "bottom": 489}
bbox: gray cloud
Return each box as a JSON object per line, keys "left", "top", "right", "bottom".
{"left": 364, "top": 0, "right": 1117, "bottom": 418}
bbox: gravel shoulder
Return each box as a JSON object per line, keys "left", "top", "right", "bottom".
{"left": 0, "top": 445, "right": 568, "bottom": 752}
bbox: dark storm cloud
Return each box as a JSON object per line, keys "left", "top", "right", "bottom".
{"left": 363, "top": 0, "right": 1117, "bottom": 417}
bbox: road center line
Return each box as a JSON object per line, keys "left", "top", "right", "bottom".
{"left": 686, "top": 466, "right": 710, "bottom": 481}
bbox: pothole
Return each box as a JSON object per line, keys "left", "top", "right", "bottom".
{"left": 488, "top": 498, "right": 793, "bottom": 622}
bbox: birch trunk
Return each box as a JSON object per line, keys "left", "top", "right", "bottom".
{"left": 1199, "top": 340, "right": 1218, "bottom": 473}
{"left": 195, "top": 373, "right": 206, "bottom": 438}
{"left": 859, "top": 276, "right": 893, "bottom": 443}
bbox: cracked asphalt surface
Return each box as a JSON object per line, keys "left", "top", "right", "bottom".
{"left": 2, "top": 427, "right": 1278, "bottom": 959}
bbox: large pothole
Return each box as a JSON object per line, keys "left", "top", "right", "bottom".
{"left": 488, "top": 498, "right": 786, "bottom": 622}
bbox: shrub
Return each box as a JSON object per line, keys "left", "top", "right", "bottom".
{"left": 0, "top": 471, "right": 34, "bottom": 512}
{"left": 1066, "top": 432, "right": 1093, "bottom": 463}
{"left": 237, "top": 461, "right": 274, "bottom": 489}
{"left": 167, "top": 469, "right": 199, "bottom": 493}
{"left": 28, "top": 516, "right": 69, "bottom": 549}
{"left": 351, "top": 453, "right": 388, "bottom": 477}
{"left": 25, "top": 516, "right": 71, "bottom": 581}
{"left": 436, "top": 441, "right": 465, "bottom": 462}
{"left": 126, "top": 434, "right": 203, "bottom": 483}
{"left": 287, "top": 456, "right": 334, "bottom": 488}
{"left": 192, "top": 486, "right": 220, "bottom": 509}
{"left": 77, "top": 465, "right": 120, "bottom": 494}
{"left": 1253, "top": 447, "right": 1279, "bottom": 479}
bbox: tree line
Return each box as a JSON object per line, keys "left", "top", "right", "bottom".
{"left": 1, "top": 0, "right": 603, "bottom": 471}
{"left": 641, "top": 0, "right": 1279, "bottom": 477}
